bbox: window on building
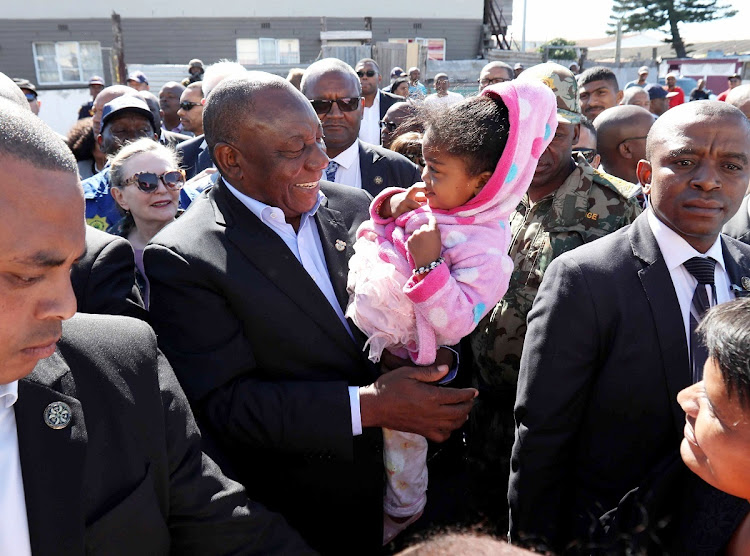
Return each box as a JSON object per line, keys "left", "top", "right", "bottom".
{"left": 33, "top": 41, "right": 103, "bottom": 85}
{"left": 237, "top": 38, "right": 300, "bottom": 65}
{"left": 389, "top": 38, "right": 446, "bottom": 61}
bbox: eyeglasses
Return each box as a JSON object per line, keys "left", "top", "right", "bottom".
{"left": 122, "top": 170, "right": 186, "bottom": 193}
{"left": 309, "top": 97, "right": 362, "bottom": 116}
{"left": 479, "top": 77, "right": 511, "bottom": 86}
{"left": 179, "top": 101, "right": 201, "bottom": 111}
{"left": 357, "top": 70, "right": 377, "bottom": 78}
{"left": 379, "top": 120, "right": 398, "bottom": 131}
{"left": 574, "top": 148, "right": 597, "bottom": 164}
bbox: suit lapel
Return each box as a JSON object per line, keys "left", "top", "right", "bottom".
{"left": 17, "top": 351, "right": 87, "bottom": 556}
{"left": 358, "top": 141, "right": 385, "bottom": 197}
{"left": 213, "top": 182, "right": 361, "bottom": 360}
{"left": 315, "top": 202, "right": 354, "bottom": 313}
{"left": 629, "top": 215, "right": 691, "bottom": 436}
{"left": 722, "top": 235, "right": 750, "bottom": 298}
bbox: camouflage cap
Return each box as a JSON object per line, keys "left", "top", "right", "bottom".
{"left": 516, "top": 62, "right": 582, "bottom": 123}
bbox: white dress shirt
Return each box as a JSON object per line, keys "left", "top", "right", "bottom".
{"left": 359, "top": 93, "right": 381, "bottom": 146}
{"left": 222, "top": 180, "right": 363, "bottom": 435}
{"left": 323, "top": 141, "right": 362, "bottom": 189}
{"left": 0, "top": 381, "right": 32, "bottom": 556}
{"left": 647, "top": 209, "right": 733, "bottom": 361}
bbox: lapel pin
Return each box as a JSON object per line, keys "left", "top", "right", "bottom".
{"left": 742, "top": 277, "right": 750, "bottom": 291}
{"left": 374, "top": 176, "right": 384, "bottom": 186}
{"left": 335, "top": 239, "right": 346, "bottom": 252}
{"left": 44, "top": 401, "right": 72, "bottom": 430}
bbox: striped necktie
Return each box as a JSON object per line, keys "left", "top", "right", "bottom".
{"left": 683, "top": 256, "right": 716, "bottom": 382}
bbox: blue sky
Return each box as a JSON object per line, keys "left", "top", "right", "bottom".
{"left": 510, "top": 0, "right": 746, "bottom": 43}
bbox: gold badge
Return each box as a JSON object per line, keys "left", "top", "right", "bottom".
{"left": 86, "top": 215, "right": 109, "bottom": 231}
{"left": 335, "top": 239, "right": 346, "bottom": 252}
{"left": 374, "top": 176, "right": 384, "bottom": 185}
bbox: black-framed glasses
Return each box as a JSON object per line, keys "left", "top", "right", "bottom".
{"left": 179, "top": 101, "right": 201, "bottom": 111}
{"left": 379, "top": 120, "right": 398, "bottom": 131}
{"left": 309, "top": 97, "right": 362, "bottom": 116}
{"left": 357, "top": 70, "right": 376, "bottom": 78}
{"left": 574, "top": 148, "right": 597, "bottom": 164}
{"left": 479, "top": 77, "right": 511, "bottom": 86}
{"left": 122, "top": 170, "right": 185, "bottom": 193}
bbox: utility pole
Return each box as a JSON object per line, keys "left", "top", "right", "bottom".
{"left": 615, "top": 19, "right": 622, "bottom": 65}
{"left": 111, "top": 11, "right": 126, "bottom": 84}
{"left": 521, "top": 0, "right": 528, "bottom": 52}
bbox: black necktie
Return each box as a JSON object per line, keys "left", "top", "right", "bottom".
{"left": 682, "top": 257, "right": 716, "bottom": 382}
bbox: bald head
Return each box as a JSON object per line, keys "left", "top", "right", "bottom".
{"left": 647, "top": 100, "right": 750, "bottom": 161}
{"left": 0, "top": 72, "right": 30, "bottom": 110}
{"left": 203, "top": 71, "right": 306, "bottom": 162}
{"left": 0, "top": 98, "right": 77, "bottom": 176}
{"left": 726, "top": 84, "right": 750, "bottom": 119}
{"left": 92, "top": 85, "right": 134, "bottom": 135}
{"left": 595, "top": 105, "right": 654, "bottom": 183}
{"left": 300, "top": 58, "right": 361, "bottom": 96}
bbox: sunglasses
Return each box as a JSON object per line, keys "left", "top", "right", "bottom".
{"left": 25, "top": 92, "right": 37, "bottom": 101}
{"left": 379, "top": 120, "right": 398, "bottom": 131}
{"left": 179, "top": 101, "right": 201, "bottom": 111}
{"left": 574, "top": 148, "right": 597, "bottom": 164}
{"left": 357, "top": 70, "right": 377, "bottom": 78}
{"left": 122, "top": 170, "right": 186, "bottom": 193}
{"left": 309, "top": 97, "right": 362, "bottom": 116}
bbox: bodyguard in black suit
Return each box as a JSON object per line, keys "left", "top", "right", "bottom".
{"left": 0, "top": 102, "right": 311, "bottom": 555}
{"left": 70, "top": 226, "right": 147, "bottom": 320}
{"left": 355, "top": 58, "right": 405, "bottom": 146}
{"left": 145, "top": 73, "right": 476, "bottom": 554}
{"left": 302, "top": 58, "right": 421, "bottom": 197}
{"left": 509, "top": 101, "right": 750, "bottom": 552}
{"left": 176, "top": 133, "right": 212, "bottom": 180}
{"left": 723, "top": 195, "right": 750, "bottom": 245}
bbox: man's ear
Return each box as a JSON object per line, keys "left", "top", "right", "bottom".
{"left": 618, "top": 139, "right": 634, "bottom": 159}
{"left": 213, "top": 143, "right": 241, "bottom": 182}
{"left": 97, "top": 134, "right": 103, "bottom": 147}
{"left": 616, "top": 90, "right": 624, "bottom": 104}
{"left": 637, "top": 159, "right": 652, "bottom": 191}
{"left": 572, "top": 123, "right": 581, "bottom": 145}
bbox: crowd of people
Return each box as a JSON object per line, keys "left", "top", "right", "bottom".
{"left": 0, "top": 51, "right": 749, "bottom": 556}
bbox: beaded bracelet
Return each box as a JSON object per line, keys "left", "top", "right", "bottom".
{"left": 413, "top": 256, "right": 445, "bottom": 276}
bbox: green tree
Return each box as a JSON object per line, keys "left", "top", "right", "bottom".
{"left": 537, "top": 37, "right": 577, "bottom": 61}
{"left": 609, "top": 0, "right": 737, "bottom": 58}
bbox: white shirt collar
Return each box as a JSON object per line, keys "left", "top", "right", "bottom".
{"left": 647, "top": 208, "right": 726, "bottom": 272}
{"left": 0, "top": 381, "right": 19, "bottom": 409}
{"left": 370, "top": 92, "right": 380, "bottom": 112}
{"left": 332, "top": 140, "right": 360, "bottom": 170}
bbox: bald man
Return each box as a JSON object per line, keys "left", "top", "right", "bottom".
{"left": 620, "top": 86, "right": 651, "bottom": 110}
{"left": 594, "top": 105, "right": 654, "bottom": 184}
{"left": 722, "top": 84, "right": 750, "bottom": 243}
{"left": 510, "top": 100, "right": 750, "bottom": 552}
{"left": 726, "top": 84, "right": 750, "bottom": 119}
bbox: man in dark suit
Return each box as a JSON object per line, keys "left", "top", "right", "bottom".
{"left": 176, "top": 132, "right": 212, "bottom": 180}
{"left": 355, "top": 58, "right": 406, "bottom": 146}
{"left": 723, "top": 195, "right": 750, "bottom": 245}
{"left": 0, "top": 99, "right": 311, "bottom": 555}
{"left": 509, "top": 101, "right": 750, "bottom": 552}
{"left": 301, "top": 58, "right": 422, "bottom": 197}
{"left": 144, "top": 72, "right": 477, "bottom": 554}
{"left": 70, "top": 226, "right": 147, "bottom": 320}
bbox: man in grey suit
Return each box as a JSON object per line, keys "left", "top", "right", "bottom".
{"left": 0, "top": 99, "right": 311, "bottom": 555}
{"left": 301, "top": 58, "right": 422, "bottom": 197}
{"left": 144, "top": 72, "right": 476, "bottom": 554}
{"left": 509, "top": 101, "right": 750, "bottom": 552}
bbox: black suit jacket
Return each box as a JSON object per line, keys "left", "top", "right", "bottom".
{"left": 723, "top": 195, "right": 750, "bottom": 245}
{"left": 176, "top": 134, "right": 212, "bottom": 179}
{"left": 70, "top": 226, "right": 147, "bottom": 320}
{"left": 358, "top": 140, "right": 421, "bottom": 197}
{"left": 378, "top": 90, "right": 405, "bottom": 119}
{"left": 160, "top": 128, "right": 190, "bottom": 149}
{"left": 509, "top": 212, "right": 750, "bottom": 551}
{"left": 18, "top": 314, "right": 311, "bottom": 555}
{"left": 144, "top": 180, "right": 384, "bottom": 554}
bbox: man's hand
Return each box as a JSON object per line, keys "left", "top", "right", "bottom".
{"left": 359, "top": 364, "right": 477, "bottom": 442}
{"left": 406, "top": 214, "right": 442, "bottom": 269}
{"left": 382, "top": 184, "right": 428, "bottom": 219}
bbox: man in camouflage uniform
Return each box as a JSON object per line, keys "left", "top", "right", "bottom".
{"left": 466, "top": 63, "right": 642, "bottom": 530}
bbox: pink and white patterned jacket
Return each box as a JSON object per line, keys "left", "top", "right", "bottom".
{"left": 346, "top": 81, "right": 558, "bottom": 365}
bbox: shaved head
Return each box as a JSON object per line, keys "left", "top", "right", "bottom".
{"left": 726, "top": 84, "right": 750, "bottom": 119}
{"left": 594, "top": 105, "right": 653, "bottom": 182}
{"left": 646, "top": 100, "right": 750, "bottom": 161}
{"left": 300, "top": 58, "right": 361, "bottom": 96}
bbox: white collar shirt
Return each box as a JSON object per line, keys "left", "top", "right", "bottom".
{"left": 647, "top": 208, "right": 733, "bottom": 362}
{"left": 0, "top": 380, "right": 32, "bottom": 556}
{"left": 324, "top": 141, "right": 362, "bottom": 189}
{"left": 358, "top": 92, "right": 381, "bottom": 145}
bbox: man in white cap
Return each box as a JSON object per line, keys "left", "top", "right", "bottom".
{"left": 407, "top": 66, "right": 427, "bottom": 100}
{"left": 625, "top": 65, "right": 650, "bottom": 89}
{"left": 664, "top": 72, "right": 685, "bottom": 108}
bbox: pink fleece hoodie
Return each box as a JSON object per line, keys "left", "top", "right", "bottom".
{"left": 346, "top": 80, "right": 558, "bottom": 364}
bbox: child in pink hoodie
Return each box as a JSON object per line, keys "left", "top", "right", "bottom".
{"left": 346, "top": 80, "right": 557, "bottom": 543}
